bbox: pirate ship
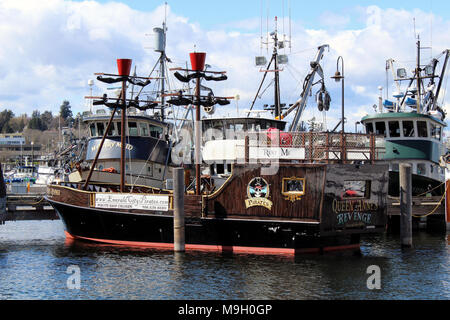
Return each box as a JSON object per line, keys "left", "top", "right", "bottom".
{"left": 45, "top": 38, "right": 389, "bottom": 254}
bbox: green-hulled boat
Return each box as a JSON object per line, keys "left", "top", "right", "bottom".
{"left": 361, "top": 40, "right": 449, "bottom": 197}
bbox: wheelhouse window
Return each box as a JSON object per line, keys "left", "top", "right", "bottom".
{"left": 365, "top": 122, "right": 374, "bottom": 134}
{"left": 89, "top": 123, "right": 97, "bottom": 136}
{"left": 97, "top": 123, "right": 105, "bottom": 137}
{"left": 149, "top": 125, "right": 163, "bottom": 138}
{"left": 402, "top": 121, "right": 414, "bottom": 137}
{"left": 116, "top": 122, "right": 121, "bottom": 135}
{"left": 417, "top": 121, "right": 428, "bottom": 137}
{"left": 388, "top": 121, "right": 400, "bottom": 137}
{"left": 375, "top": 121, "right": 386, "bottom": 137}
{"left": 430, "top": 123, "right": 441, "bottom": 140}
{"left": 140, "top": 123, "right": 149, "bottom": 136}
{"left": 128, "top": 122, "right": 138, "bottom": 136}
{"left": 107, "top": 123, "right": 116, "bottom": 136}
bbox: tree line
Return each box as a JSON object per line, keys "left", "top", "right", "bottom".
{"left": 0, "top": 101, "right": 76, "bottom": 133}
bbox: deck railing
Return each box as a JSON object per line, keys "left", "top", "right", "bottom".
{"left": 240, "top": 131, "right": 385, "bottom": 163}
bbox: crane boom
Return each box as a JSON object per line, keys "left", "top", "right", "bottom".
{"left": 284, "top": 44, "right": 329, "bottom": 132}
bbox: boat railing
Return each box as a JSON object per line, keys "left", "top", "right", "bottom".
{"left": 239, "top": 131, "right": 385, "bottom": 163}
{"left": 53, "top": 181, "right": 172, "bottom": 194}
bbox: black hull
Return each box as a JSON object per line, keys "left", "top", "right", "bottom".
{"left": 48, "top": 198, "right": 360, "bottom": 254}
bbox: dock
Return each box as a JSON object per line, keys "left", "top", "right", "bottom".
{"left": 387, "top": 195, "right": 446, "bottom": 232}
{"left": 1, "top": 193, "right": 58, "bottom": 222}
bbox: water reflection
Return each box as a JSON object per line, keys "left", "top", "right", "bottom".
{"left": 0, "top": 221, "right": 449, "bottom": 299}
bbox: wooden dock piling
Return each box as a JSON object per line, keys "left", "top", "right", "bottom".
{"left": 173, "top": 167, "right": 185, "bottom": 252}
{"left": 400, "top": 163, "right": 413, "bottom": 248}
{"left": 0, "top": 162, "right": 6, "bottom": 224}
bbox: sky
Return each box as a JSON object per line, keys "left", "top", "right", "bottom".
{"left": 0, "top": 0, "right": 449, "bottom": 133}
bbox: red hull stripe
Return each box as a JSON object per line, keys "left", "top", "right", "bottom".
{"left": 64, "top": 231, "right": 360, "bottom": 255}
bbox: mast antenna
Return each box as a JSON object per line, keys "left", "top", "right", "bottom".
{"left": 289, "top": 0, "right": 292, "bottom": 52}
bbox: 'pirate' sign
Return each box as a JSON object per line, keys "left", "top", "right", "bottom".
{"left": 245, "top": 177, "right": 273, "bottom": 210}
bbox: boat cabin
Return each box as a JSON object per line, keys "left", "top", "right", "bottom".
{"left": 361, "top": 112, "right": 446, "bottom": 185}
{"left": 362, "top": 112, "right": 445, "bottom": 142}
{"left": 202, "top": 117, "right": 286, "bottom": 141}
{"left": 201, "top": 117, "right": 287, "bottom": 176}
{"left": 84, "top": 108, "right": 168, "bottom": 140}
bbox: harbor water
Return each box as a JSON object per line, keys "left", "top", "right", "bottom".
{"left": 0, "top": 220, "right": 448, "bottom": 300}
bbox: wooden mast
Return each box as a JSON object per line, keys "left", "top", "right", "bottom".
{"left": 117, "top": 59, "right": 132, "bottom": 192}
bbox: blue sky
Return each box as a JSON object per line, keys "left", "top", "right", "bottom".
{"left": 83, "top": 0, "right": 443, "bottom": 31}
{"left": 0, "top": 0, "right": 449, "bottom": 133}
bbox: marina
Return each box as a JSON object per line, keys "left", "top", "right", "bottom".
{"left": 0, "top": 0, "right": 450, "bottom": 303}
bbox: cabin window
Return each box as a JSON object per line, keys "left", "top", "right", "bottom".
{"left": 341, "top": 180, "right": 371, "bottom": 199}
{"left": 430, "top": 165, "right": 434, "bottom": 174}
{"left": 282, "top": 178, "right": 306, "bottom": 195}
{"left": 140, "top": 123, "right": 149, "bottom": 136}
{"left": 128, "top": 122, "right": 138, "bottom": 136}
{"left": 431, "top": 124, "right": 441, "bottom": 140}
{"left": 116, "top": 122, "right": 121, "bottom": 135}
{"left": 388, "top": 121, "right": 400, "bottom": 137}
{"left": 226, "top": 123, "right": 235, "bottom": 135}
{"left": 89, "top": 123, "right": 97, "bottom": 136}
{"left": 390, "top": 163, "right": 399, "bottom": 171}
{"left": 97, "top": 123, "right": 105, "bottom": 137}
{"left": 149, "top": 125, "right": 163, "bottom": 138}
{"left": 402, "top": 121, "right": 414, "bottom": 137}
{"left": 417, "top": 121, "right": 428, "bottom": 137}
{"left": 216, "top": 163, "right": 224, "bottom": 174}
{"left": 365, "top": 122, "right": 374, "bottom": 134}
{"left": 417, "top": 163, "right": 426, "bottom": 175}
{"left": 107, "top": 123, "right": 116, "bottom": 136}
{"left": 375, "top": 121, "right": 386, "bottom": 137}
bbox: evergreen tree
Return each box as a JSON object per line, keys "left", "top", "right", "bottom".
{"left": 60, "top": 100, "right": 73, "bottom": 125}
{"left": 0, "top": 109, "right": 14, "bottom": 133}
{"left": 41, "top": 110, "right": 53, "bottom": 130}
{"left": 28, "top": 110, "right": 46, "bottom": 131}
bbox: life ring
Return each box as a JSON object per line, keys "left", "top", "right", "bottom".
{"left": 102, "top": 167, "right": 117, "bottom": 173}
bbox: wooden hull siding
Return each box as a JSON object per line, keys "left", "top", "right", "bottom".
{"left": 203, "top": 163, "right": 388, "bottom": 235}
{"left": 45, "top": 163, "right": 388, "bottom": 251}
{"left": 204, "top": 164, "right": 325, "bottom": 221}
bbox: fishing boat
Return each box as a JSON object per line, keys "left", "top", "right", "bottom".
{"left": 45, "top": 20, "right": 389, "bottom": 254}
{"left": 67, "top": 25, "right": 179, "bottom": 189}
{"left": 68, "top": 108, "right": 173, "bottom": 189}
{"left": 360, "top": 40, "right": 449, "bottom": 198}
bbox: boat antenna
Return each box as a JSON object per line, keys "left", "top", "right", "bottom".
{"left": 266, "top": 0, "right": 269, "bottom": 54}
{"left": 260, "top": 0, "right": 263, "bottom": 55}
{"left": 273, "top": 16, "right": 281, "bottom": 118}
{"left": 289, "top": 0, "right": 291, "bottom": 53}
{"left": 416, "top": 36, "right": 421, "bottom": 113}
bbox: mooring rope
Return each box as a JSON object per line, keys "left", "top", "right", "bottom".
{"left": 412, "top": 182, "right": 447, "bottom": 218}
